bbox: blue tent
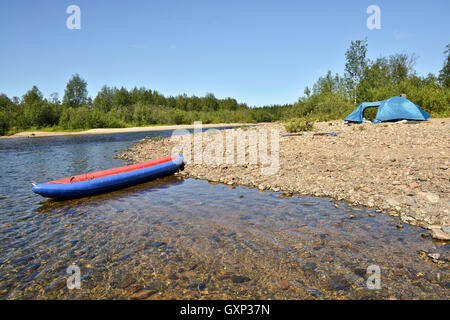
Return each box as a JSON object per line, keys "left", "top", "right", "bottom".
{"left": 344, "top": 96, "right": 431, "bottom": 123}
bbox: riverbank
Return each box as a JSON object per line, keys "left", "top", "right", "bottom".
{"left": 118, "top": 118, "right": 450, "bottom": 240}
{"left": 1, "top": 123, "right": 250, "bottom": 139}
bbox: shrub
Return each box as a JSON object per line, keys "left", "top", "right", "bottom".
{"left": 285, "top": 118, "right": 315, "bottom": 133}
{"left": 0, "top": 111, "right": 9, "bottom": 135}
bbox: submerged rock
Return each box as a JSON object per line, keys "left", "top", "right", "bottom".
{"left": 186, "top": 282, "right": 206, "bottom": 290}
{"left": 231, "top": 275, "right": 251, "bottom": 283}
{"left": 131, "top": 289, "right": 157, "bottom": 300}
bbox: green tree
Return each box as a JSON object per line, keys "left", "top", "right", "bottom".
{"left": 438, "top": 44, "right": 450, "bottom": 88}
{"left": 357, "top": 57, "right": 392, "bottom": 101}
{"left": 203, "top": 93, "right": 219, "bottom": 111}
{"left": 388, "top": 53, "right": 417, "bottom": 84}
{"left": 63, "top": 74, "right": 88, "bottom": 107}
{"left": 313, "top": 71, "right": 344, "bottom": 95}
{"left": 304, "top": 86, "right": 311, "bottom": 97}
{"left": 113, "top": 87, "right": 131, "bottom": 107}
{"left": 0, "top": 93, "right": 12, "bottom": 109}
{"left": 22, "top": 86, "right": 45, "bottom": 127}
{"left": 23, "top": 86, "right": 44, "bottom": 106}
{"left": 345, "top": 39, "right": 368, "bottom": 103}
{"left": 0, "top": 110, "right": 8, "bottom": 134}
{"left": 94, "top": 86, "right": 116, "bottom": 112}
{"left": 49, "top": 92, "right": 60, "bottom": 104}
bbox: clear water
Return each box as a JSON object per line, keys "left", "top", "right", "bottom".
{"left": 0, "top": 131, "right": 448, "bottom": 300}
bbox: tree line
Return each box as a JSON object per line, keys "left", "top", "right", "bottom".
{"left": 0, "top": 41, "right": 449, "bottom": 135}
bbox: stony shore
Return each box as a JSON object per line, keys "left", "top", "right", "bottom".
{"left": 118, "top": 119, "right": 450, "bottom": 240}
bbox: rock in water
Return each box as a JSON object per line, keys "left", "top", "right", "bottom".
{"left": 231, "top": 275, "right": 251, "bottom": 283}
{"left": 276, "top": 280, "right": 290, "bottom": 290}
{"left": 430, "top": 228, "right": 450, "bottom": 241}
{"left": 131, "top": 289, "right": 157, "bottom": 300}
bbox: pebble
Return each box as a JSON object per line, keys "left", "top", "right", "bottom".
{"left": 114, "top": 253, "right": 131, "bottom": 262}
{"left": 117, "top": 277, "right": 135, "bottom": 289}
{"left": 427, "top": 253, "right": 440, "bottom": 260}
{"left": 386, "top": 198, "right": 401, "bottom": 207}
{"left": 276, "top": 280, "right": 290, "bottom": 290}
{"left": 424, "top": 193, "right": 440, "bottom": 204}
{"left": 328, "top": 276, "right": 350, "bottom": 291}
{"left": 231, "top": 275, "right": 251, "bottom": 283}
{"left": 131, "top": 289, "right": 157, "bottom": 300}
{"left": 168, "top": 273, "right": 179, "bottom": 280}
{"left": 278, "top": 192, "right": 292, "bottom": 198}
{"left": 186, "top": 282, "right": 206, "bottom": 290}
{"left": 430, "top": 227, "right": 450, "bottom": 241}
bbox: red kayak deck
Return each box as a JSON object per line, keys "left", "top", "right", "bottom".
{"left": 47, "top": 155, "right": 177, "bottom": 184}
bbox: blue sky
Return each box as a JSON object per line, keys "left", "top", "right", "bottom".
{"left": 0, "top": 0, "right": 449, "bottom": 106}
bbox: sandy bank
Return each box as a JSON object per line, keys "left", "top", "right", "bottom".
{"left": 118, "top": 118, "right": 450, "bottom": 240}
{"left": 2, "top": 123, "right": 250, "bottom": 139}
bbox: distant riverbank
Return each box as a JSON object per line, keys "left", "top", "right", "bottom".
{"left": 2, "top": 123, "right": 252, "bottom": 139}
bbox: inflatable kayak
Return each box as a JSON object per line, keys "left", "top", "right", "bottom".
{"left": 32, "top": 154, "right": 184, "bottom": 199}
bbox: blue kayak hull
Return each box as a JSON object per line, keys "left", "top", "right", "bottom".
{"left": 32, "top": 154, "right": 184, "bottom": 199}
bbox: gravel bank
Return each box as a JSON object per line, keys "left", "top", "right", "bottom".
{"left": 118, "top": 119, "right": 450, "bottom": 240}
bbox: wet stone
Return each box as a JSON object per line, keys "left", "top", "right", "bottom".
{"left": 353, "top": 268, "right": 366, "bottom": 278}
{"left": 329, "top": 276, "right": 351, "bottom": 291}
{"left": 145, "top": 281, "right": 166, "bottom": 292}
{"left": 188, "top": 264, "right": 198, "bottom": 271}
{"left": 231, "top": 275, "right": 251, "bottom": 284}
{"left": 117, "top": 277, "right": 136, "bottom": 289}
{"left": 186, "top": 282, "right": 206, "bottom": 291}
{"left": 131, "top": 289, "right": 157, "bottom": 300}
{"left": 278, "top": 193, "right": 292, "bottom": 198}
{"left": 276, "top": 280, "right": 290, "bottom": 290}
{"left": 128, "top": 285, "right": 144, "bottom": 295}
{"left": 168, "top": 273, "right": 179, "bottom": 280}
{"left": 23, "top": 263, "right": 41, "bottom": 273}
{"left": 114, "top": 254, "right": 131, "bottom": 262}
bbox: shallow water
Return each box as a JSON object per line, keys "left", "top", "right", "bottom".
{"left": 0, "top": 131, "right": 448, "bottom": 299}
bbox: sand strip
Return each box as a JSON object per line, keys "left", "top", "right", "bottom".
{"left": 2, "top": 123, "right": 252, "bottom": 139}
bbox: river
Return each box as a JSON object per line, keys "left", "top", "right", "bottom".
{"left": 0, "top": 130, "right": 448, "bottom": 299}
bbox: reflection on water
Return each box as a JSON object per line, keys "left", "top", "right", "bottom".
{"left": 0, "top": 131, "right": 448, "bottom": 300}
